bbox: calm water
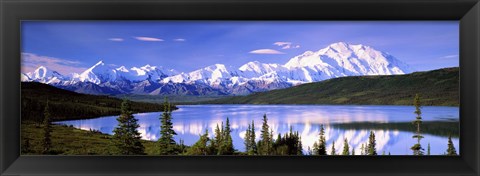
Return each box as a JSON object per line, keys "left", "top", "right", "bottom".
{"left": 55, "top": 105, "right": 459, "bottom": 155}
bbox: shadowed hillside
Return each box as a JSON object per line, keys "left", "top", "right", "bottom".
{"left": 202, "top": 67, "right": 459, "bottom": 106}
{"left": 21, "top": 82, "right": 175, "bottom": 122}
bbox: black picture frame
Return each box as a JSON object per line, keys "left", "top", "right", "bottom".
{"left": 1, "top": 0, "right": 479, "bottom": 175}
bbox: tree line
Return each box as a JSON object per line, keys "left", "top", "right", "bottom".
{"left": 35, "top": 94, "right": 458, "bottom": 156}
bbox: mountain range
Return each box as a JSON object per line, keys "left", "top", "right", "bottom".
{"left": 21, "top": 42, "right": 414, "bottom": 95}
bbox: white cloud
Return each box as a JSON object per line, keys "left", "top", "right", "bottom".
{"left": 439, "top": 54, "right": 458, "bottom": 59}
{"left": 249, "top": 49, "right": 285, "bottom": 54}
{"left": 21, "top": 53, "right": 88, "bottom": 75}
{"left": 273, "top": 41, "right": 300, "bottom": 49}
{"left": 274, "top": 42, "right": 291, "bottom": 46}
{"left": 108, "top": 38, "right": 124, "bottom": 42}
{"left": 173, "top": 38, "right": 186, "bottom": 42}
{"left": 134, "top": 36, "right": 164, "bottom": 42}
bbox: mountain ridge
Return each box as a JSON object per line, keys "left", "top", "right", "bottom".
{"left": 22, "top": 42, "right": 414, "bottom": 95}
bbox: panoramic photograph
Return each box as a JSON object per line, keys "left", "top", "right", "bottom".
{"left": 20, "top": 21, "right": 459, "bottom": 156}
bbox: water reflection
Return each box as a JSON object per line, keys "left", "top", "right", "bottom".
{"left": 55, "top": 105, "right": 459, "bottom": 155}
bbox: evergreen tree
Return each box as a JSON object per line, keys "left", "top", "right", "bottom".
{"left": 446, "top": 135, "right": 457, "bottom": 156}
{"left": 273, "top": 133, "right": 286, "bottom": 155}
{"left": 351, "top": 148, "right": 355, "bottom": 155}
{"left": 307, "top": 146, "right": 313, "bottom": 155}
{"left": 427, "top": 143, "right": 431, "bottom": 155}
{"left": 411, "top": 94, "right": 424, "bottom": 155}
{"left": 259, "top": 114, "right": 272, "bottom": 155}
{"left": 364, "top": 142, "right": 369, "bottom": 155}
{"left": 297, "top": 135, "right": 303, "bottom": 155}
{"left": 270, "top": 129, "right": 274, "bottom": 153}
{"left": 342, "top": 138, "right": 350, "bottom": 155}
{"left": 178, "top": 139, "right": 187, "bottom": 155}
{"left": 271, "top": 129, "right": 303, "bottom": 155}
{"left": 248, "top": 120, "right": 257, "bottom": 155}
{"left": 220, "top": 117, "right": 234, "bottom": 155}
{"left": 330, "top": 141, "right": 336, "bottom": 155}
{"left": 186, "top": 129, "right": 210, "bottom": 155}
{"left": 212, "top": 123, "right": 223, "bottom": 154}
{"left": 318, "top": 125, "right": 327, "bottom": 155}
{"left": 158, "top": 98, "right": 177, "bottom": 155}
{"left": 382, "top": 151, "right": 385, "bottom": 155}
{"left": 367, "top": 131, "right": 377, "bottom": 155}
{"left": 42, "top": 101, "right": 52, "bottom": 154}
{"left": 112, "top": 99, "right": 145, "bottom": 155}
{"left": 244, "top": 123, "right": 252, "bottom": 154}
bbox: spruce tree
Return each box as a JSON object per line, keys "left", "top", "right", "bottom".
{"left": 42, "top": 101, "right": 52, "bottom": 154}
{"left": 330, "top": 141, "right": 336, "bottom": 155}
{"left": 307, "top": 146, "right": 313, "bottom": 155}
{"left": 112, "top": 99, "right": 145, "bottom": 155}
{"left": 213, "top": 123, "right": 223, "bottom": 154}
{"left": 271, "top": 129, "right": 303, "bottom": 155}
{"left": 269, "top": 129, "right": 274, "bottom": 153}
{"left": 367, "top": 131, "right": 377, "bottom": 155}
{"left": 158, "top": 98, "right": 177, "bottom": 155}
{"left": 364, "top": 142, "right": 369, "bottom": 155}
{"left": 342, "top": 138, "right": 350, "bottom": 155}
{"left": 411, "top": 94, "right": 424, "bottom": 155}
{"left": 259, "top": 114, "right": 272, "bottom": 155}
{"left": 351, "top": 148, "right": 355, "bottom": 155}
{"left": 297, "top": 135, "right": 303, "bottom": 155}
{"left": 446, "top": 135, "right": 457, "bottom": 156}
{"left": 178, "top": 139, "right": 187, "bottom": 154}
{"left": 186, "top": 129, "right": 210, "bottom": 155}
{"left": 221, "top": 117, "right": 234, "bottom": 155}
{"left": 318, "top": 125, "right": 327, "bottom": 155}
{"left": 244, "top": 123, "right": 252, "bottom": 154}
{"left": 249, "top": 120, "right": 257, "bottom": 155}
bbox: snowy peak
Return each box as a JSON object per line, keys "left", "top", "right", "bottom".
{"left": 32, "top": 66, "right": 64, "bottom": 79}
{"left": 93, "top": 60, "right": 105, "bottom": 67}
{"left": 116, "top": 66, "right": 129, "bottom": 72}
{"left": 285, "top": 42, "right": 413, "bottom": 77}
{"left": 326, "top": 42, "right": 351, "bottom": 52}
{"left": 239, "top": 61, "right": 280, "bottom": 72}
{"left": 162, "top": 64, "right": 231, "bottom": 85}
{"left": 238, "top": 61, "right": 287, "bottom": 79}
{"left": 76, "top": 60, "right": 117, "bottom": 84}
{"left": 23, "top": 66, "right": 67, "bottom": 84}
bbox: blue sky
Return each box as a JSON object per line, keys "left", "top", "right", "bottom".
{"left": 21, "top": 21, "right": 459, "bottom": 74}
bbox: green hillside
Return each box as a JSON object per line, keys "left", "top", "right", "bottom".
{"left": 202, "top": 67, "right": 459, "bottom": 106}
{"left": 21, "top": 82, "right": 175, "bottom": 122}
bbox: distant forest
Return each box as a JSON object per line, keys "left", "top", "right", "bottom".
{"left": 21, "top": 82, "right": 175, "bottom": 122}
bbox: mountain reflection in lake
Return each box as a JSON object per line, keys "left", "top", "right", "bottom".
{"left": 55, "top": 105, "right": 459, "bottom": 155}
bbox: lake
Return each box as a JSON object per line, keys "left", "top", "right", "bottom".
{"left": 54, "top": 105, "right": 459, "bottom": 155}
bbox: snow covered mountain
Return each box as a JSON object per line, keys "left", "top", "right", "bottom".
{"left": 283, "top": 42, "right": 413, "bottom": 82}
{"left": 21, "top": 42, "right": 414, "bottom": 95}
{"left": 22, "top": 66, "right": 68, "bottom": 84}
